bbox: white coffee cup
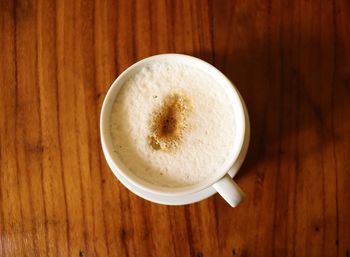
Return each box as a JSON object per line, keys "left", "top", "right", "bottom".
{"left": 100, "top": 54, "right": 250, "bottom": 207}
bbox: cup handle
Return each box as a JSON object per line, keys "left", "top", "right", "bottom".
{"left": 213, "top": 174, "right": 245, "bottom": 207}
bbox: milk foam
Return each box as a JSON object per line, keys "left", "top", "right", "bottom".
{"left": 110, "top": 62, "right": 236, "bottom": 187}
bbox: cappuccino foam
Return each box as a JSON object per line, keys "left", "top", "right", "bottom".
{"left": 110, "top": 62, "right": 236, "bottom": 187}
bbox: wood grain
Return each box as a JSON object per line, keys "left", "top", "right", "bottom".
{"left": 1, "top": 0, "right": 350, "bottom": 256}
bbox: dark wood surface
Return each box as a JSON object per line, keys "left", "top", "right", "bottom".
{"left": 1, "top": 0, "right": 350, "bottom": 256}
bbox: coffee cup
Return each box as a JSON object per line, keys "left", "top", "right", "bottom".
{"left": 100, "top": 54, "right": 250, "bottom": 207}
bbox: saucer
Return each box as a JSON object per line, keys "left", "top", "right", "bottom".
{"left": 102, "top": 100, "right": 250, "bottom": 205}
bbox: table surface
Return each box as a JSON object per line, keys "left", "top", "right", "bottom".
{"left": 1, "top": 0, "right": 350, "bottom": 256}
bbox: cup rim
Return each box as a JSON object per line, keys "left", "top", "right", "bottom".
{"left": 100, "top": 53, "right": 246, "bottom": 196}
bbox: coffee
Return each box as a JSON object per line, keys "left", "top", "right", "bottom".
{"left": 110, "top": 62, "right": 236, "bottom": 187}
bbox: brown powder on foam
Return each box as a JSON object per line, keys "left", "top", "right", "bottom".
{"left": 149, "top": 93, "right": 191, "bottom": 151}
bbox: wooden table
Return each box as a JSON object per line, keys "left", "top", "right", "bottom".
{"left": 1, "top": 0, "right": 350, "bottom": 256}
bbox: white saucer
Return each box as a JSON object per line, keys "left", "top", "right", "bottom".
{"left": 102, "top": 101, "right": 250, "bottom": 205}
